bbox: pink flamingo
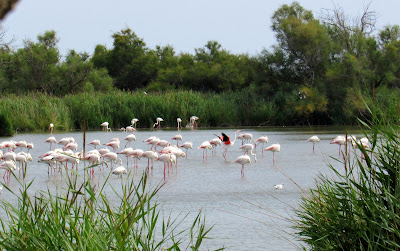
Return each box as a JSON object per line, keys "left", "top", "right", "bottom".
{"left": 179, "top": 141, "right": 193, "bottom": 158}
{"left": 233, "top": 155, "right": 251, "bottom": 178}
{"left": 254, "top": 136, "right": 268, "bottom": 156}
{"left": 307, "top": 135, "right": 320, "bottom": 153}
{"left": 153, "top": 117, "right": 164, "bottom": 129}
{"left": 265, "top": 143, "right": 281, "bottom": 165}
{"left": 198, "top": 141, "right": 212, "bottom": 160}
{"left": 171, "top": 134, "right": 182, "bottom": 146}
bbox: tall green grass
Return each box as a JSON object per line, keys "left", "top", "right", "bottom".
{"left": 294, "top": 106, "right": 400, "bottom": 249}
{"left": 0, "top": 90, "right": 277, "bottom": 131}
{"left": 0, "top": 170, "right": 215, "bottom": 250}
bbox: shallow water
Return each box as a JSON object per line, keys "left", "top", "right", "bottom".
{"left": 0, "top": 126, "right": 362, "bottom": 250}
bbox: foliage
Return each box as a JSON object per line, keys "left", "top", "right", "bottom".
{"left": 294, "top": 106, "right": 400, "bottom": 249}
{"left": 0, "top": 171, "right": 214, "bottom": 250}
{"left": 0, "top": 113, "right": 13, "bottom": 136}
{"left": 1, "top": 3, "right": 400, "bottom": 125}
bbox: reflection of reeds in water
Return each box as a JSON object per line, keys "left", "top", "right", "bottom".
{"left": 0, "top": 157, "right": 215, "bottom": 249}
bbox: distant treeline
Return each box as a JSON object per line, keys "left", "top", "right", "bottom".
{"left": 1, "top": 2, "right": 400, "bottom": 128}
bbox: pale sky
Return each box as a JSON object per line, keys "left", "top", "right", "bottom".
{"left": 1, "top": 0, "right": 400, "bottom": 58}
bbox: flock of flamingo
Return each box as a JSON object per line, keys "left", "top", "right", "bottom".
{"left": 0, "top": 116, "right": 372, "bottom": 187}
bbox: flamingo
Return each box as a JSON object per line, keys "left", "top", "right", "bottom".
{"left": 179, "top": 141, "right": 193, "bottom": 158}
{"left": 89, "top": 139, "right": 101, "bottom": 149}
{"left": 239, "top": 144, "right": 257, "bottom": 162}
{"left": 49, "top": 123, "right": 54, "bottom": 135}
{"left": 126, "top": 126, "right": 136, "bottom": 132}
{"left": 104, "top": 139, "right": 120, "bottom": 152}
{"left": 254, "top": 136, "right": 268, "bottom": 156}
{"left": 27, "top": 142, "right": 34, "bottom": 152}
{"left": 233, "top": 155, "right": 251, "bottom": 178}
{"left": 330, "top": 135, "right": 346, "bottom": 156}
{"left": 112, "top": 160, "right": 127, "bottom": 177}
{"left": 141, "top": 150, "right": 159, "bottom": 172}
{"left": 237, "top": 132, "right": 253, "bottom": 145}
{"left": 307, "top": 135, "right": 320, "bottom": 153}
{"left": 0, "top": 160, "right": 16, "bottom": 183}
{"left": 156, "top": 153, "right": 173, "bottom": 180}
{"left": 147, "top": 137, "right": 161, "bottom": 150}
{"left": 171, "top": 134, "right": 182, "bottom": 146}
{"left": 124, "top": 134, "right": 136, "bottom": 147}
{"left": 265, "top": 143, "right": 281, "bottom": 164}
{"left": 189, "top": 116, "right": 199, "bottom": 129}
{"left": 131, "top": 118, "right": 139, "bottom": 128}
{"left": 117, "top": 147, "right": 134, "bottom": 167}
{"left": 209, "top": 138, "right": 222, "bottom": 155}
{"left": 101, "top": 122, "right": 112, "bottom": 132}
{"left": 198, "top": 141, "right": 212, "bottom": 160}
{"left": 215, "top": 130, "right": 241, "bottom": 160}
{"left": 129, "top": 149, "right": 144, "bottom": 170}
{"left": 102, "top": 152, "right": 118, "bottom": 168}
{"left": 156, "top": 140, "right": 171, "bottom": 148}
{"left": 177, "top": 118, "right": 182, "bottom": 130}
{"left": 38, "top": 155, "right": 57, "bottom": 175}
{"left": 153, "top": 117, "right": 164, "bottom": 129}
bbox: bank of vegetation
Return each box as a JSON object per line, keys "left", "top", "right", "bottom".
{"left": 1, "top": 2, "right": 400, "bottom": 133}
{"left": 0, "top": 170, "right": 214, "bottom": 250}
{"left": 295, "top": 106, "right": 400, "bottom": 249}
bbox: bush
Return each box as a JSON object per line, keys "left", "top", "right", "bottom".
{"left": 0, "top": 113, "right": 13, "bottom": 136}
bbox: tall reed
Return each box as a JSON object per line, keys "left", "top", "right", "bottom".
{"left": 0, "top": 170, "right": 215, "bottom": 250}
{"left": 294, "top": 106, "right": 400, "bottom": 249}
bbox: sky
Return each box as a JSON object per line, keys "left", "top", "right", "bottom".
{"left": 1, "top": 0, "right": 400, "bottom": 58}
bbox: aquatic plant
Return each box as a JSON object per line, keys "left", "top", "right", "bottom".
{"left": 0, "top": 170, "right": 214, "bottom": 250}
{"left": 294, "top": 106, "right": 400, "bottom": 249}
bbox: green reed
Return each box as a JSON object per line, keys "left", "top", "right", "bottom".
{"left": 0, "top": 169, "right": 215, "bottom": 250}
{"left": 0, "top": 90, "right": 278, "bottom": 132}
{"left": 294, "top": 106, "right": 400, "bottom": 250}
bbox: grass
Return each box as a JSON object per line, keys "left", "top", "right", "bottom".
{"left": 294, "top": 105, "right": 400, "bottom": 250}
{"left": 0, "top": 168, "right": 216, "bottom": 250}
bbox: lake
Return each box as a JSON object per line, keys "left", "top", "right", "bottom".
{"left": 0, "top": 126, "right": 361, "bottom": 250}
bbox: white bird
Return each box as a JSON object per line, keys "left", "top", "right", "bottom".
{"left": 101, "top": 121, "right": 112, "bottom": 132}
{"left": 237, "top": 132, "right": 253, "bottom": 145}
{"left": 274, "top": 183, "right": 284, "bottom": 190}
{"left": 49, "top": 123, "right": 54, "bottom": 135}
{"left": 179, "top": 141, "right": 193, "bottom": 158}
{"left": 307, "top": 135, "right": 320, "bottom": 153}
{"left": 254, "top": 136, "right": 269, "bottom": 155}
{"left": 102, "top": 152, "right": 118, "bottom": 168}
{"left": 89, "top": 139, "right": 101, "bottom": 149}
{"left": 126, "top": 126, "right": 136, "bottom": 132}
{"left": 198, "top": 141, "right": 212, "bottom": 160}
{"left": 141, "top": 150, "right": 159, "bottom": 171}
{"left": 209, "top": 138, "right": 222, "bottom": 155}
{"left": 177, "top": 118, "right": 182, "bottom": 130}
{"left": 153, "top": 117, "right": 164, "bottom": 129}
{"left": 45, "top": 136, "right": 57, "bottom": 150}
{"left": 330, "top": 135, "right": 346, "bottom": 156}
{"left": 131, "top": 118, "right": 139, "bottom": 128}
{"left": 265, "top": 143, "right": 281, "bottom": 164}
{"left": 233, "top": 155, "right": 251, "bottom": 177}
{"left": 124, "top": 134, "right": 136, "bottom": 147}
{"left": 239, "top": 144, "right": 257, "bottom": 162}
{"left": 112, "top": 160, "right": 127, "bottom": 177}
{"left": 171, "top": 134, "right": 183, "bottom": 145}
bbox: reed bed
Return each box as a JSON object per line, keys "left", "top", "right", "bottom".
{"left": 0, "top": 170, "right": 214, "bottom": 250}
{"left": 0, "top": 90, "right": 276, "bottom": 132}
{"left": 294, "top": 107, "right": 400, "bottom": 249}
